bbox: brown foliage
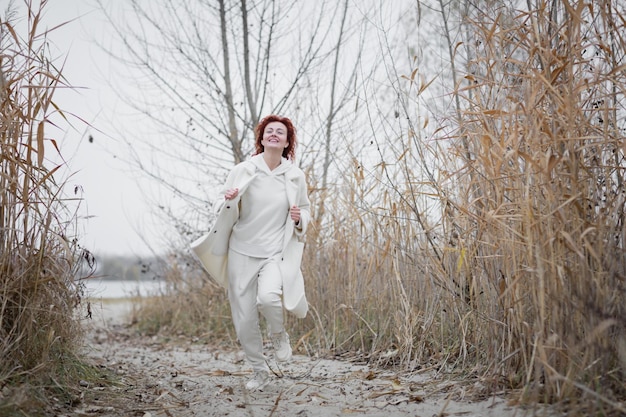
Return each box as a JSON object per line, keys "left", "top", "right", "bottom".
{"left": 1, "top": 2, "right": 91, "bottom": 414}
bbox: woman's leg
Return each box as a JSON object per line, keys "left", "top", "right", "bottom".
{"left": 257, "top": 259, "right": 292, "bottom": 362}
{"left": 256, "top": 260, "right": 284, "bottom": 334}
{"left": 227, "top": 250, "right": 268, "bottom": 373}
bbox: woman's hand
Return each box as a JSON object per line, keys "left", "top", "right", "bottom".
{"left": 290, "top": 205, "right": 301, "bottom": 224}
{"left": 224, "top": 188, "right": 239, "bottom": 200}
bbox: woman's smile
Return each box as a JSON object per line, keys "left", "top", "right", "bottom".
{"left": 262, "top": 121, "right": 288, "bottom": 150}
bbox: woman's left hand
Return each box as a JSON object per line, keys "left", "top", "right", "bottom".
{"left": 290, "top": 205, "right": 301, "bottom": 224}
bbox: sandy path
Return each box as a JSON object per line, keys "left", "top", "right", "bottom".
{"left": 75, "top": 299, "right": 543, "bottom": 417}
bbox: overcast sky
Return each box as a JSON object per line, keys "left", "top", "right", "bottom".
{"left": 23, "top": 1, "right": 166, "bottom": 257}
{"left": 10, "top": 0, "right": 423, "bottom": 259}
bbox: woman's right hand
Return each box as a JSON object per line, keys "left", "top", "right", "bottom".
{"left": 224, "top": 188, "right": 239, "bottom": 200}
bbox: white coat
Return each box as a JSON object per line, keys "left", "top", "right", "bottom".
{"left": 191, "top": 155, "right": 310, "bottom": 318}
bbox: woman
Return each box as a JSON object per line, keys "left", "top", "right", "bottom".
{"left": 191, "top": 115, "right": 310, "bottom": 391}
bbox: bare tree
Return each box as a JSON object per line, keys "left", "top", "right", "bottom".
{"left": 92, "top": 0, "right": 373, "bottom": 240}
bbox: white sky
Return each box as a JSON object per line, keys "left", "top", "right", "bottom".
{"left": 6, "top": 0, "right": 431, "bottom": 258}
{"left": 12, "top": 1, "right": 167, "bottom": 257}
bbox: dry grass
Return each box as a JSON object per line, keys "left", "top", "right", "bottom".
{"left": 1, "top": 2, "right": 95, "bottom": 415}
{"left": 298, "top": 1, "right": 625, "bottom": 414}
{"left": 131, "top": 254, "right": 235, "bottom": 345}
{"left": 133, "top": 1, "right": 625, "bottom": 415}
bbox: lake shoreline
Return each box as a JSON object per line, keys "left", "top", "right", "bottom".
{"left": 81, "top": 278, "right": 166, "bottom": 300}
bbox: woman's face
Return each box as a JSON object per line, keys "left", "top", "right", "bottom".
{"left": 261, "top": 121, "right": 288, "bottom": 152}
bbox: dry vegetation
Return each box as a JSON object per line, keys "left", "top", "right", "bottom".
{"left": 0, "top": 3, "right": 95, "bottom": 415}
{"left": 0, "top": 1, "right": 624, "bottom": 416}
{"left": 136, "top": 2, "right": 626, "bottom": 416}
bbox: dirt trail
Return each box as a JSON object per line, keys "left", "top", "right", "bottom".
{"left": 74, "top": 299, "right": 544, "bottom": 417}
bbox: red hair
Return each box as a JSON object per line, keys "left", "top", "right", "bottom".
{"left": 253, "top": 115, "right": 297, "bottom": 160}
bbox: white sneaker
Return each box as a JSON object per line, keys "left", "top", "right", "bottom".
{"left": 271, "top": 331, "right": 292, "bottom": 362}
{"left": 245, "top": 370, "right": 270, "bottom": 391}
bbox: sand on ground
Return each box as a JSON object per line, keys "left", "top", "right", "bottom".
{"left": 74, "top": 298, "right": 551, "bottom": 417}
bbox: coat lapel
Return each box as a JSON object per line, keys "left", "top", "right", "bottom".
{"left": 285, "top": 169, "right": 299, "bottom": 207}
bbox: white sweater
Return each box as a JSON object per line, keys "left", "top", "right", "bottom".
{"left": 229, "top": 154, "right": 290, "bottom": 258}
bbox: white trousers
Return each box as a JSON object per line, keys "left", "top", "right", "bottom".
{"left": 227, "top": 248, "right": 285, "bottom": 372}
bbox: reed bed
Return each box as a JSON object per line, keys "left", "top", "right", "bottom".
{"left": 447, "top": 1, "right": 626, "bottom": 410}
{"left": 298, "top": 1, "right": 626, "bottom": 414}
{"left": 1, "top": 3, "right": 92, "bottom": 414}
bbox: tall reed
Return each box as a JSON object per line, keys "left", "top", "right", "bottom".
{"left": 1, "top": 2, "right": 89, "bottom": 414}
{"left": 297, "top": 1, "right": 626, "bottom": 413}
{"left": 447, "top": 0, "right": 625, "bottom": 408}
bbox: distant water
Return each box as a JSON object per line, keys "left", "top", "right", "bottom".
{"left": 81, "top": 278, "right": 165, "bottom": 299}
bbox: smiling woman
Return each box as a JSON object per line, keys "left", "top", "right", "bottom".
{"left": 191, "top": 114, "right": 310, "bottom": 391}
